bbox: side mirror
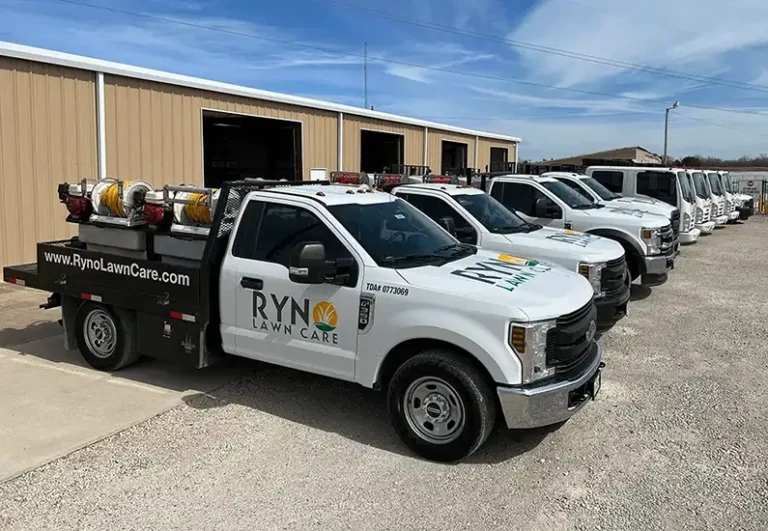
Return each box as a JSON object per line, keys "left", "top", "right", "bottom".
{"left": 437, "top": 216, "right": 456, "bottom": 236}
{"left": 289, "top": 242, "right": 327, "bottom": 284}
{"left": 535, "top": 198, "right": 561, "bottom": 219}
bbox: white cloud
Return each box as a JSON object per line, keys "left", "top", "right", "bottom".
{"left": 510, "top": 0, "right": 768, "bottom": 88}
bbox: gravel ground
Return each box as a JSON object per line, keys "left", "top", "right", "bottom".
{"left": 2, "top": 219, "right": 768, "bottom": 531}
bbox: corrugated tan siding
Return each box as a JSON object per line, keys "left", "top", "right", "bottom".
{"left": 342, "top": 115, "right": 424, "bottom": 171}
{"left": 105, "top": 75, "right": 338, "bottom": 184}
{"left": 0, "top": 57, "right": 95, "bottom": 268}
{"left": 426, "top": 130, "right": 476, "bottom": 173}
{"left": 477, "top": 139, "right": 518, "bottom": 172}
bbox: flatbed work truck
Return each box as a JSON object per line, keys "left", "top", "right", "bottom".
{"left": 3, "top": 179, "right": 603, "bottom": 462}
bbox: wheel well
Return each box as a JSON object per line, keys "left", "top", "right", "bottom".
{"left": 375, "top": 339, "right": 497, "bottom": 391}
{"left": 586, "top": 229, "right": 644, "bottom": 276}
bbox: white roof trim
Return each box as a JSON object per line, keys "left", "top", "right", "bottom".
{"left": 0, "top": 41, "right": 521, "bottom": 143}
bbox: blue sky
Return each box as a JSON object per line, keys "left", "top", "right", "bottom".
{"left": 3, "top": 0, "right": 768, "bottom": 160}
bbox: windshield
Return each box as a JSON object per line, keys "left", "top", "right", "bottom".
{"left": 329, "top": 198, "right": 474, "bottom": 268}
{"left": 723, "top": 173, "right": 734, "bottom": 193}
{"left": 582, "top": 177, "right": 619, "bottom": 201}
{"left": 453, "top": 192, "right": 538, "bottom": 233}
{"left": 708, "top": 173, "right": 723, "bottom": 195}
{"left": 692, "top": 172, "right": 710, "bottom": 199}
{"left": 541, "top": 180, "right": 597, "bottom": 208}
{"left": 677, "top": 171, "right": 694, "bottom": 202}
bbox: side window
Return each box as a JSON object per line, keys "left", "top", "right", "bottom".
{"left": 250, "top": 202, "right": 352, "bottom": 267}
{"left": 636, "top": 171, "right": 677, "bottom": 206}
{"left": 560, "top": 179, "right": 592, "bottom": 200}
{"left": 493, "top": 182, "right": 545, "bottom": 217}
{"left": 591, "top": 171, "right": 624, "bottom": 194}
{"left": 403, "top": 194, "right": 477, "bottom": 244}
{"left": 231, "top": 200, "right": 265, "bottom": 259}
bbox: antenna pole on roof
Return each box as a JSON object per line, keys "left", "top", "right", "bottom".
{"left": 364, "top": 42, "right": 368, "bottom": 109}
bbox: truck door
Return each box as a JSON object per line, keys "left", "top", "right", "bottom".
{"left": 227, "top": 197, "right": 362, "bottom": 381}
{"left": 490, "top": 181, "right": 566, "bottom": 229}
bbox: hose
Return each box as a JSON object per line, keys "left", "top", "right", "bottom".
{"left": 101, "top": 181, "right": 130, "bottom": 217}
{"left": 184, "top": 193, "right": 213, "bottom": 225}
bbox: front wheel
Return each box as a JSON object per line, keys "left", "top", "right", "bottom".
{"left": 387, "top": 350, "right": 496, "bottom": 462}
{"left": 75, "top": 302, "right": 140, "bottom": 371}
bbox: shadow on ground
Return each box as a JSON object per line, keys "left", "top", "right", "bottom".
{"left": 630, "top": 284, "right": 652, "bottom": 301}
{"left": 0, "top": 322, "right": 245, "bottom": 394}
{"left": 0, "top": 320, "right": 62, "bottom": 348}
{"left": 183, "top": 361, "right": 549, "bottom": 465}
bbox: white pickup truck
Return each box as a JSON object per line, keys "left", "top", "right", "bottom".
{"left": 4, "top": 178, "right": 603, "bottom": 462}
{"left": 382, "top": 175, "right": 629, "bottom": 329}
{"left": 548, "top": 171, "right": 700, "bottom": 245}
{"left": 486, "top": 174, "right": 677, "bottom": 286}
{"left": 719, "top": 171, "right": 753, "bottom": 220}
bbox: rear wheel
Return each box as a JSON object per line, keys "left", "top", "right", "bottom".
{"left": 75, "top": 302, "right": 140, "bottom": 371}
{"left": 387, "top": 350, "right": 496, "bottom": 462}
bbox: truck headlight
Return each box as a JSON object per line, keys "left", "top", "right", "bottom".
{"left": 641, "top": 227, "right": 661, "bottom": 255}
{"left": 683, "top": 212, "right": 691, "bottom": 231}
{"left": 509, "top": 320, "right": 556, "bottom": 384}
{"left": 695, "top": 207, "right": 703, "bottom": 223}
{"left": 579, "top": 262, "right": 605, "bottom": 298}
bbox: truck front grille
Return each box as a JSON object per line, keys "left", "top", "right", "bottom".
{"left": 547, "top": 300, "right": 597, "bottom": 375}
{"left": 670, "top": 209, "right": 680, "bottom": 238}
{"left": 601, "top": 256, "right": 627, "bottom": 298}
{"left": 660, "top": 224, "right": 675, "bottom": 249}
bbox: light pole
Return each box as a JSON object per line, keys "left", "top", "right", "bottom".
{"left": 663, "top": 101, "right": 679, "bottom": 164}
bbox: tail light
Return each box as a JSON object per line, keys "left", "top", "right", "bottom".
{"left": 143, "top": 203, "right": 167, "bottom": 225}
{"left": 65, "top": 195, "right": 92, "bottom": 217}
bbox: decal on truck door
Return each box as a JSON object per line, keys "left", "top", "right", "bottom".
{"left": 252, "top": 292, "right": 339, "bottom": 345}
{"left": 451, "top": 255, "right": 552, "bottom": 293}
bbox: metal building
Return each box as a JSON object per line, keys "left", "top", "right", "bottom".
{"left": 0, "top": 41, "right": 520, "bottom": 267}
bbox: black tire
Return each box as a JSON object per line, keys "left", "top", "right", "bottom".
{"left": 387, "top": 350, "right": 496, "bottom": 462}
{"left": 75, "top": 302, "right": 140, "bottom": 371}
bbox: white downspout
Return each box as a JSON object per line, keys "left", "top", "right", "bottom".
{"left": 514, "top": 142, "right": 519, "bottom": 173}
{"left": 474, "top": 135, "right": 479, "bottom": 170}
{"left": 338, "top": 112, "right": 343, "bottom": 171}
{"left": 423, "top": 126, "right": 428, "bottom": 169}
{"left": 96, "top": 72, "right": 107, "bottom": 180}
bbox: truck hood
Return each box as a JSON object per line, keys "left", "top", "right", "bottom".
{"left": 396, "top": 249, "right": 594, "bottom": 322}
{"left": 604, "top": 198, "right": 674, "bottom": 217}
{"left": 574, "top": 206, "right": 669, "bottom": 229}
{"left": 500, "top": 227, "right": 624, "bottom": 265}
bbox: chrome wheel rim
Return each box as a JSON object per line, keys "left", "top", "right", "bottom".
{"left": 403, "top": 376, "right": 465, "bottom": 444}
{"left": 83, "top": 309, "right": 117, "bottom": 359}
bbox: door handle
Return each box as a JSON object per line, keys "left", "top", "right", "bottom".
{"left": 240, "top": 277, "right": 264, "bottom": 290}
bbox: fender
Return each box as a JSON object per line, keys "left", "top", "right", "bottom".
{"left": 358, "top": 307, "right": 521, "bottom": 388}
{"left": 585, "top": 228, "right": 644, "bottom": 258}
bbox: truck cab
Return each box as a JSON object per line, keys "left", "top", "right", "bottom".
{"left": 388, "top": 178, "right": 629, "bottom": 329}
{"left": 682, "top": 170, "right": 716, "bottom": 234}
{"left": 546, "top": 171, "right": 699, "bottom": 245}
{"left": 487, "top": 175, "right": 676, "bottom": 286}
{"left": 712, "top": 171, "right": 741, "bottom": 224}
{"left": 699, "top": 170, "right": 730, "bottom": 226}
{"left": 584, "top": 166, "right": 698, "bottom": 245}
{"left": 4, "top": 178, "right": 603, "bottom": 463}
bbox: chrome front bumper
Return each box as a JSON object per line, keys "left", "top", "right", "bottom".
{"left": 644, "top": 253, "right": 673, "bottom": 275}
{"left": 696, "top": 221, "right": 715, "bottom": 233}
{"left": 497, "top": 345, "right": 603, "bottom": 429}
{"left": 679, "top": 228, "right": 700, "bottom": 244}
